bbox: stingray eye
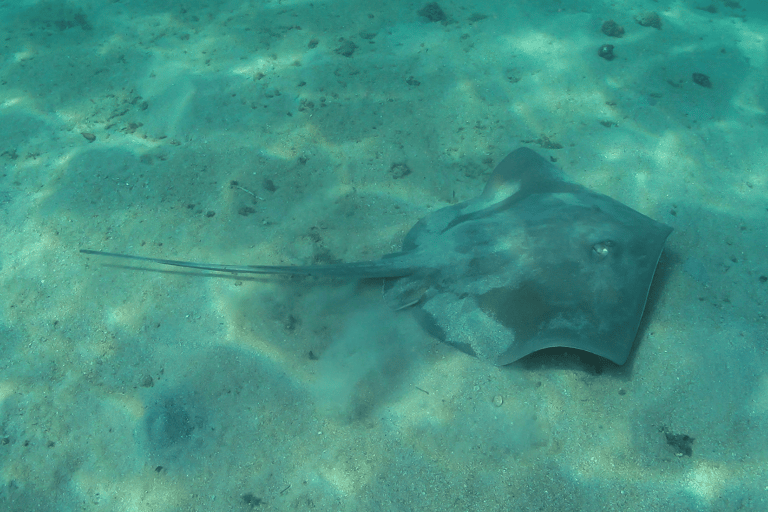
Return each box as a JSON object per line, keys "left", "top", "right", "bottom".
{"left": 592, "top": 241, "right": 614, "bottom": 259}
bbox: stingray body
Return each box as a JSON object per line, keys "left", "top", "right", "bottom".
{"left": 82, "top": 148, "right": 672, "bottom": 366}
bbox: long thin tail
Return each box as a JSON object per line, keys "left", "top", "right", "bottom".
{"left": 79, "top": 249, "right": 416, "bottom": 278}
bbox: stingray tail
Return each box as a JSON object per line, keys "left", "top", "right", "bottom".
{"left": 79, "top": 249, "right": 417, "bottom": 279}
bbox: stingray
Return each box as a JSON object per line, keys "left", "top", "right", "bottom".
{"left": 81, "top": 148, "right": 672, "bottom": 366}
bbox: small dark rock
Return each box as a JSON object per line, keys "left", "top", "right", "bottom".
{"left": 297, "top": 99, "right": 314, "bottom": 112}
{"left": 598, "top": 44, "right": 615, "bottom": 60}
{"left": 242, "top": 493, "right": 263, "bottom": 507}
{"left": 81, "top": 132, "right": 96, "bottom": 142}
{"left": 73, "top": 12, "right": 92, "bottom": 31}
{"left": 238, "top": 206, "right": 256, "bottom": 216}
{"left": 390, "top": 162, "right": 411, "bottom": 179}
{"left": 660, "top": 425, "right": 695, "bottom": 457}
{"left": 334, "top": 39, "right": 358, "bottom": 57}
{"left": 601, "top": 20, "right": 624, "bottom": 38}
{"left": 692, "top": 72, "right": 712, "bottom": 88}
{"left": 418, "top": 2, "right": 447, "bottom": 23}
{"left": 635, "top": 11, "right": 662, "bottom": 29}
{"left": 406, "top": 76, "right": 420, "bottom": 86}
{"left": 521, "top": 135, "right": 563, "bottom": 150}
{"left": 665, "top": 432, "right": 695, "bottom": 457}
{"left": 285, "top": 314, "right": 299, "bottom": 332}
{"left": 263, "top": 179, "right": 277, "bottom": 192}
{"left": 696, "top": 4, "right": 718, "bottom": 14}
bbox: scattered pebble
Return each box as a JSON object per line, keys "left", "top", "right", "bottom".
{"left": 334, "top": 39, "right": 357, "bottom": 57}
{"left": 418, "top": 2, "right": 447, "bottom": 23}
{"left": 492, "top": 395, "right": 503, "bottom": 407}
{"left": 635, "top": 11, "right": 662, "bottom": 29}
{"left": 692, "top": 72, "right": 712, "bottom": 88}
{"left": 81, "top": 132, "right": 96, "bottom": 142}
{"left": 390, "top": 162, "right": 411, "bottom": 179}
{"left": 263, "top": 178, "right": 277, "bottom": 192}
{"left": 601, "top": 20, "right": 624, "bottom": 38}
{"left": 697, "top": 4, "right": 718, "bottom": 14}
{"left": 598, "top": 44, "right": 615, "bottom": 61}
{"left": 661, "top": 426, "right": 695, "bottom": 457}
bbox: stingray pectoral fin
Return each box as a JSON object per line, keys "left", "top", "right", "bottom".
{"left": 79, "top": 249, "right": 417, "bottom": 278}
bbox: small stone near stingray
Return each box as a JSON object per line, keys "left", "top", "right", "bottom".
{"left": 598, "top": 44, "right": 615, "bottom": 60}
{"left": 635, "top": 11, "right": 662, "bottom": 29}
{"left": 419, "top": 2, "right": 446, "bottom": 22}
{"left": 692, "top": 73, "right": 712, "bottom": 88}
{"left": 390, "top": 162, "right": 412, "bottom": 179}
{"left": 334, "top": 40, "right": 357, "bottom": 57}
{"left": 263, "top": 178, "right": 277, "bottom": 192}
{"left": 242, "top": 494, "right": 263, "bottom": 507}
{"left": 601, "top": 20, "right": 624, "bottom": 37}
{"left": 665, "top": 432, "right": 695, "bottom": 457}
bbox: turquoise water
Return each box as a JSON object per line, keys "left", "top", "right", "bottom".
{"left": 0, "top": 0, "right": 766, "bottom": 510}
